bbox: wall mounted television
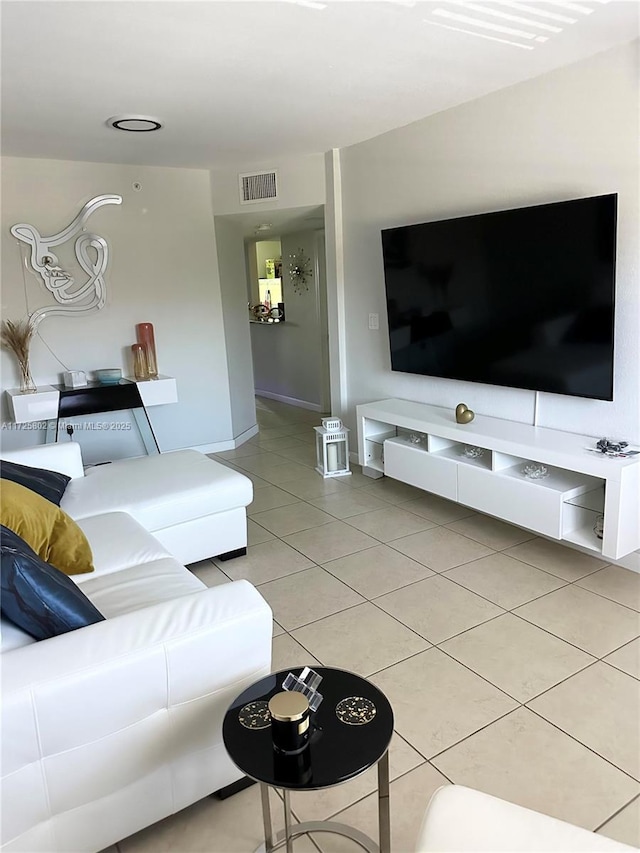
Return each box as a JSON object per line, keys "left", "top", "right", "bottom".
{"left": 381, "top": 193, "right": 617, "bottom": 401}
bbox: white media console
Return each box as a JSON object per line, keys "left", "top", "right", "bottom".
{"left": 356, "top": 399, "right": 639, "bottom": 561}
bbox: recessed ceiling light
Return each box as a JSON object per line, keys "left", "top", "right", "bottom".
{"left": 106, "top": 115, "right": 163, "bottom": 132}
{"left": 256, "top": 223, "right": 272, "bottom": 232}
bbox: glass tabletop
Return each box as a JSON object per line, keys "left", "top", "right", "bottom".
{"left": 223, "top": 667, "right": 394, "bottom": 791}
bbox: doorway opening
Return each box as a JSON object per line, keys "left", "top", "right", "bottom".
{"left": 248, "top": 238, "right": 283, "bottom": 319}
{"left": 242, "top": 207, "right": 329, "bottom": 414}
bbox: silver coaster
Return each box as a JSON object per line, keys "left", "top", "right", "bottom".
{"left": 335, "top": 696, "right": 376, "bottom": 726}
{"left": 238, "top": 700, "right": 271, "bottom": 730}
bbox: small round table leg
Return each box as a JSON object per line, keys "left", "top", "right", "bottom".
{"left": 260, "top": 783, "right": 275, "bottom": 852}
{"left": 283, "top": 789, "right": 293, "bottom": 853}
{"left": 378, "top": 750, "right": 391, "bottom": 853}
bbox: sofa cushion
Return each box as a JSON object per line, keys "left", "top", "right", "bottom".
{"left": 78, "top": 557, "right": 207, "bottom": 618}
{"left": 0, "top": 525, "right": 104, "bottom": 640}
{"left": 0, "top": 459, "right": 70, "bottom": 505}
{"left": 73, "top": 512, "right": 172, "bottom": 583}
{"left": 0, "top": 480, "right": 94, "bottom": 575}
{"left": 1, "top": 615, "right": 36, "bottom": 651}
{"left": 61, "top": 450, "right": 253, "bottom": 531}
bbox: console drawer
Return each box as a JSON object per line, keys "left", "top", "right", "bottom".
{"left": 458, "top": 465, "right": 562, "bottom": 538}
{"left": 384, "top": 439, "right": 457, "bottom": 501}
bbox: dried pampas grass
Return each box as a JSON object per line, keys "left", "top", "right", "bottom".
{"left": 1, "top": 318, "right": 35, "bottom": 361}
{"left": 1, "top": 318, "right": 36, "bottom": 391}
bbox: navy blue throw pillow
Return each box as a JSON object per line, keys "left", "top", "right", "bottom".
{"left": 1, "top": 459, "right": 71, "bottom": 506}
{"left": 0, "top": 525, "right": 104, "bottom": 641}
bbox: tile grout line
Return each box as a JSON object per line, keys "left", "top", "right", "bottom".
{"left": 230, "top": 446, "right": 639, "bottom": 611}
{"left": 523, "top": 703, "right": 640, "bottom": 786}
{"left": 210, "top": 402, "right": 640, "bottom": 846}
{"left": 215, "top": 472, "right": 637, "bottom": 665}
{"left": 240, "top": 505, "right": 634, "bottom": 681}
{"left": 593, "top": 793, "right": 640, "bottom": 834}
{"left": 232, "top": 440, "right": 628, "bottom": 584}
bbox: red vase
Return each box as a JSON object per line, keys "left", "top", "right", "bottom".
{"left": 136, "top": 323, "right": 158, "bottom": 378}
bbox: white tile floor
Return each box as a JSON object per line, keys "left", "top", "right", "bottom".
{"left": 116, "top": 398, "right": 640, "bottom": 852}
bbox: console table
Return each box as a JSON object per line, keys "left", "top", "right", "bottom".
{"left": 356, "top": 398, "right": 639, "bottom": 561}
{"left": 5, "top": 376, "right": 177, "bottom": 455}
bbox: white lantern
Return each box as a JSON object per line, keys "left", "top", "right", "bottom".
{"left": 314, "top": 420, "right": 352, "bottom": 479}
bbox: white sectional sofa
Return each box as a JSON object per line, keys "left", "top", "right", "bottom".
{"left": 3, "top": 441, "right": 252, "bottom": 565}
{"left": 1, "top": 442, "right": 273, "bottom": 853}
{"left": 415, "top": 785, "right": 636, "bottom": 851}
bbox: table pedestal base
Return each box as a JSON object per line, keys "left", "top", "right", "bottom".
{"left": 254, "top": 820, "right": 379, "bottom": 852}
{"left": 257, "top": 750, "right": 390, "bottom": 853}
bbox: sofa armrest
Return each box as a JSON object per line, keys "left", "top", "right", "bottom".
{"left": 2, "top": 579, "right": 271, "bottom": 693}
{"left": 415, "top": 785, "right": 636, "bottom": 852}
{"left": 1, "top": 580, "right": 273, "bottom": 851}
{"left": 0, "top": 440, "right": 85, "bottom": 479}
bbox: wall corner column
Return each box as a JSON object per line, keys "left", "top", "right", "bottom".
{"left": 324, "top": 148, "right": 348, "bottom": 419}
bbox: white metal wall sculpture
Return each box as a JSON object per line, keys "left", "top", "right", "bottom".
{"left": 11, "top": 194, "right": 122, "bottom": 328}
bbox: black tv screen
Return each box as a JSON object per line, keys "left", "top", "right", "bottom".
{"left": 381, "top": 193, "right": 617, "bottom": 401}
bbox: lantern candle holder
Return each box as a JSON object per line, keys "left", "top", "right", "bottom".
{"left": 314, "top": 420, "right": 352, "bottom": 479}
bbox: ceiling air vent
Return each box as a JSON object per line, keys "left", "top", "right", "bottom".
{"left": 239, "top": 170, "right": 278, "bottom": 205}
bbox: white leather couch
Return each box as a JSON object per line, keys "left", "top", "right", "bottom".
{"left": 1, "top": 443, "right": 273, "bottom": 853}
{"left": 415, "top": 786, "right": 637, "bottom": 852}
{"left": 2, "top": 442, "right": 252, "bottom": 565}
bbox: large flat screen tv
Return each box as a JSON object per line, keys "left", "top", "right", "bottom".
{"left": 381, "top": 193, "right": 617, "bottom": 401}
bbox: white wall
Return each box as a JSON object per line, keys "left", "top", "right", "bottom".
{"left": 324, "top": 149, "right": 348, "bottom": 419}
{"left": 213, "top": 215, "right": 258, "bottom": 440}
{"left": 338, "top": 41, "right": 640, "bottom": 444}
{"left": 251, "top": 229, "right": 326, "bottom": 410}
{"left": 209, "top": 153, "right": 327, "bottom": 414}
{"left": 210, "top": 154, "right": 325, "bottom": 215}
{"left": 1, "top": 157, "right": 234, "bottom": 460}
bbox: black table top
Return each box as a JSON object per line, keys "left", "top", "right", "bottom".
{"left": 223, "top": 667, "right": 393, "bottom": 791}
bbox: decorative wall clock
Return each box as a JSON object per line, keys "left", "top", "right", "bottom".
{"left": 288, "top": 248, "right": 313, "bottom": 294}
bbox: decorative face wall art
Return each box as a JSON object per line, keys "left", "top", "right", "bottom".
{"left": 11, "top": 194, "right": 122, "bottom": 329}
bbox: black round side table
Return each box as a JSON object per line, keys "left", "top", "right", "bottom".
{"left": 223, "top": 667, "right": 394, "bottom": 853}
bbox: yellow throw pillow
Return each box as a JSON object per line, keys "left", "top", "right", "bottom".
{"left": 0, "top": 479, "right": 94, "bottom": 576}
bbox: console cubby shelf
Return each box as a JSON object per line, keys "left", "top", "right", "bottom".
{"left": 356, "top": 399, "right": 640, "bottom": 560}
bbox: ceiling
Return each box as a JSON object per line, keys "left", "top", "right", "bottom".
{"left": 1, "top": 1, "right": 638, "bottom": 172}
{"left": 216, "top": 204, "right": 325, "bottom": 238}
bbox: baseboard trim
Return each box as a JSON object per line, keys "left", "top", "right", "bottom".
{"left": 233, "top": 423, "right": 260, "bottom": 446}
{"left": 188, "top": 423, "right": 259, "bottom": 455}
{"left": 610, "top": 551, "right": 640, "bottom": 574}
{"left": 255, "top": 390, "right": 323, "bottom": 412}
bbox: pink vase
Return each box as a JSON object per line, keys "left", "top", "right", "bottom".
{"left": 136, "top": 323, "right": 158, "bottom": 378}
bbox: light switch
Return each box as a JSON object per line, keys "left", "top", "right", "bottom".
{"left": 368, "top": 313, "right": 379, "bottom": 330}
